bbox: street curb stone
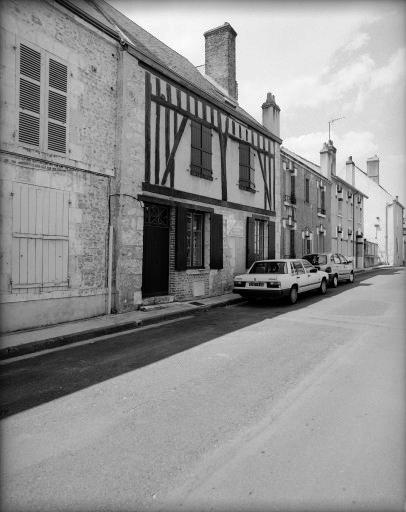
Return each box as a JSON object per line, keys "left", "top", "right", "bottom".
{"left": 0, "top": 296, "right": 244, "bottom": 360}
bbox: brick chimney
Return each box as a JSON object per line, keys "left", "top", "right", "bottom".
{"left": 367, "top": 155, "right": 379, "bottom": 184}
{"left": 262, "top": 92, "right": 280, "bottom": 138}
{"left": 204, "top": 22, "right": 237, "bottom": 100}
{"left": 346, "top": 155, "right": 355, "bottom": 186}
{"left": 320, "top": 139, "right": 336, "bottom": 180}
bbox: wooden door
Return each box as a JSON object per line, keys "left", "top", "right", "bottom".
{"left": 142, "top": 203, "right": 169, "bottom": 297}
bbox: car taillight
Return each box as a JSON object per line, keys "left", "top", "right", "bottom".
{"left": 267, "top": 281, "right": 281, "bottom": 288}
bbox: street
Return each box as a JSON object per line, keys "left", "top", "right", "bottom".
{"left": 1, "top": 268, "right": 405, "bottom": 511}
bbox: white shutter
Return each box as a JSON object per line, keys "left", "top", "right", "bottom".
{"left": 12, "top": 182, "right": 69, "bottom": 292}
{"left": 19, "top": 44, "right": 41, "bottom": 147}
{"left": 47, "top": 57, "right": 67, "bottom": 153}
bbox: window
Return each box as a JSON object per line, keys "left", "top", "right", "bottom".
{"left": 338, "top": 198, "right": 343, "bottom": 215}
{"left": 18, "top": 42, "right": 68, "bottom": 153}
{"left": 239, "top": 143, "right": 255, "bottom": 191}
{"left": 250, "top": 261, "right": 288, "bottom": 274}
{"left": 318, "top": 186, "right": 326, "bottom": 215}
{"left": 305, "top": 177, "right": 310, "bottom": 203}
{"left": 191, "top": 120, "right": 212, "bottom": 180}
{"left": 302, "top": 236, "right": 312, "bottom": 255}
{"left": 293, "top": 261, "right": 305, "bottom": 274}
{"left": 186, "top": 211, "right": 204, "bottom": 268}
{"left": 302, "top": 259, "right": 315, "bottom": 271}
{"left": 246, "top": 217, "right": 275, "bottom": 267}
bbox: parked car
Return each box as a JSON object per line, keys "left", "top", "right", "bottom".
{"left": 302, "top": 253, "right": 354, "bottom": 287}
{"left": 233, "top": 259, "right": 329, "bottom": 305}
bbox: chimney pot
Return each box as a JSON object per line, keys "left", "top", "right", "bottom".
{"left": 204, "top": 22, "right": 237, "bottom": 100}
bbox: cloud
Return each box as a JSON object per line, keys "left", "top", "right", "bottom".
{"left": 280, "top": 48, "right": 405, "bottom": 112}
{"left": 283, "top": 130, "right": 379, "bottom": 173}
{"left": 343, "top": 32, "right": 370, "bottom": 53}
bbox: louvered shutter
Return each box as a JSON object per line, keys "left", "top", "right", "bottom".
{"left": 268, "top": 221, "right": 275, "bottom": 259}
{"left": 210, "top": 213, "right": 223, "bottom": 269}
{"left": 175, "top": 206, "right": 187, "bottom": 270}
{"left": 191, "top": 120, "right": 201, "bottom": 171}
{"left": 246, "top": 217, "right": 255, "bottom": 268}
{"left": 19, "top": 44, "right": 41, "bottom": 147}
{"left": 48, "top": 58, "right": 67, "bottom": 153}
{"left": 201, "top": 125, "right": 212, "bottom": 176}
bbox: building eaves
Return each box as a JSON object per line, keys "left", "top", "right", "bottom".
{"left": 56, "top": 0, "right": 282, "bottom": 143}
{"left": 281, "top": 146, "right": 332, "bottom": 183}
{"left": 333, "top": 175, "right": 368, "bottom": 198}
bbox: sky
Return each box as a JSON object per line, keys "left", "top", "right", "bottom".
{"left": 110, "top": 0, "right": 406, "bottom": 205}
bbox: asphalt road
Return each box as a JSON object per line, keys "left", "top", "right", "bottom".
{"left": 1, "top": 268, "right": 405, "bottom": 511}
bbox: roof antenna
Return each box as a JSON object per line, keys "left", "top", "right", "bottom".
{"left": 328, "top": 116, "right": 345, "bottom": 141}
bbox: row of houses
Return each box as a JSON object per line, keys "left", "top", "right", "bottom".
{"left": 0, "top": 0, "right": 404, "bottom": 333}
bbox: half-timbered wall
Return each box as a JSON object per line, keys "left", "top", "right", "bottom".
{"left": 144, "top": 71, "right": 277, "bottom": 213}
{"left": 140, "top": 69, "right": 280, "bottom": 301}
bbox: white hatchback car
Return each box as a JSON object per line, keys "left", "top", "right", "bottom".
{"left": 303, "top": 253, "right": 355, "bottom": 287}
{"left": 233, "top": 259, "right": 329, "bottom": 305}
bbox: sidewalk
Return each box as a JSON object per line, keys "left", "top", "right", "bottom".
{"left": 0, "top": 293, "right": 243, "bottom": 360}
{"left": 0, "top": 264, "right": 393, "bottom": 361}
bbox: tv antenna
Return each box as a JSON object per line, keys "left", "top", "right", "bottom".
{"left": 328, "top": 116, "right": 345, "bottom": 140}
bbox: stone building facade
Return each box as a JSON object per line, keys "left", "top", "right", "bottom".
{"left": 320, "top": 141, "right": 366, "bottom": 268}
{"left": 0, "top": 0, "right": 118, "bottom": 332}
{"left": 0, "top": 0, "right": 282, "bottom": 332}
{"left": 280, "top": 147, "right": 331, "bottom": 258}
{"left": 340, "top": 155, "right": 405, "bottom": 266}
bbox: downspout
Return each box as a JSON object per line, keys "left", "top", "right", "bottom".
{"left": 385, "top": 202, "right": 390, "bottom": 265}
{"left": 353, "top": 193, "right": 356, "bottom": 267}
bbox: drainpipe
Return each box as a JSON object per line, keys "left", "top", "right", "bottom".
{"left": 385, "top": 201, "right": 391, "bottom": 265}
{"left": 353, "top": 193, "right": 356, "bottom": 267}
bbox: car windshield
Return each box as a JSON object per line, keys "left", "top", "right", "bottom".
{"left": 303, "top": 254, "right": 327, "bottom": 265}
{"left": 250, "top": 261, "right": 288, "bottom": 274}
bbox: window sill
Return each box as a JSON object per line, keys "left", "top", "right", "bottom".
{"left": 239, "top": 184, "right": 256, "bottom": 193}
{"left": 190, "top": 168, "right": 213, "bottom": 181}
{"left": 186, "top": 268, "right": 210, "bottom": 275}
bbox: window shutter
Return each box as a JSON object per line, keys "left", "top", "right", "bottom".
{"left": 268, "top": 221, "right": 276, "bottom": 259}
{"left": 246, "top": 217, "right": 255, "bottom": 268}
{"left": 19, "top": 44, "right": 41, "bottom": 147}
{"left": 175, "top": 206, "right": 187, "bottom": 270}
{"left": 48, "top": 58, "right": 67, "bottom": 153}
{"left": 210, "top": 213, "right": 223, "bottom": 269}
{"left": 290, "top": 174, "right": 296, "bottom": 193}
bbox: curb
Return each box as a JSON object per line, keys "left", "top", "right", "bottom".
{"left": 0, "top": 296, "right": 244, "bottom": 361}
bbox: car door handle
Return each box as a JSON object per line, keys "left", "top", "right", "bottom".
{"left": 296, "top": 276, "right": 300, "bottom": 279}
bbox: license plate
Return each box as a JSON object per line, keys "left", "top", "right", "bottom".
{"left": 249, "top": 282, "right": 264, "bottom": 287}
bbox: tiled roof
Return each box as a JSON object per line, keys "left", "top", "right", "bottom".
{"left": 281, "top": 146, "right": 323, "bottom": 176}
{"left": 63, "top": 0, "right": 274, "bottom": 138}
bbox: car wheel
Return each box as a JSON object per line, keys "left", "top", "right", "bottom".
{"left": 319, "top": 278, "right": 327, "bottom": 295}
{"left": 288, "top": 286, "right": 298, "bottom": 305}
{"left": 331, "top": 274, "right": 338, "bottom": 288}
{"left": 348, "top": 272, "right": 354, "bottom": 283}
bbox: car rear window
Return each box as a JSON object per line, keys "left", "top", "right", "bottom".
{"left": 303, "top": 254, "right": 327, "bottom": 265}
{"left": 250, "top": 261, "right": 288, "bottom": 274}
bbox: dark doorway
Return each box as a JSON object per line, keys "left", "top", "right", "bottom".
{"left": 142, "top": 203, "right": 170, "bottom": 297}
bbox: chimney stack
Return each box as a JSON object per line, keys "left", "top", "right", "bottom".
{"left": 262, "top": 92, "right": 280, "bottom": 138}
{"left": 346, "top": 156, "right": 355, "bottom": 186}
{"left": 204, "top": 22, "right": 237, "bottom": 100}
{"left": 320, "top": 139, "right": 336, "bottom": 180}
{"left": 367, "top": 155, "right": 379, "bottom": 184}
